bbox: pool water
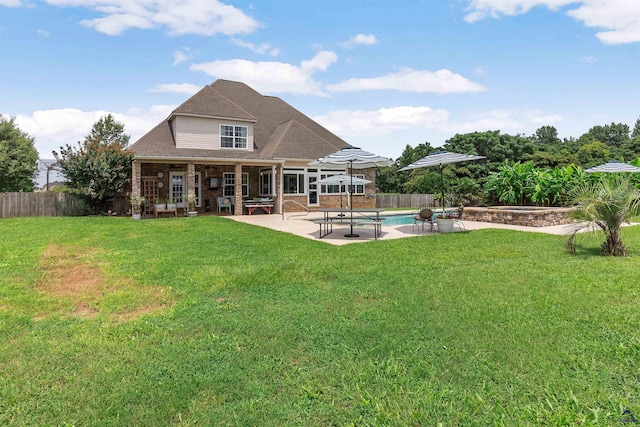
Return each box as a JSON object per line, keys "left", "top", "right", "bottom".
{"left": 380, "top": 214, "right": 415, "bottom": 226}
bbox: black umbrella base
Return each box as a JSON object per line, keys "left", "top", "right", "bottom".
{"left": 344, "top": 233, "right": 360, "bottom": 238}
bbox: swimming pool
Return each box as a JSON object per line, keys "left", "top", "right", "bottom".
{"left": 380, "top": 213, "right": 415, "bottom": 225}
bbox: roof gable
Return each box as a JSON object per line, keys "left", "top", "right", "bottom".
{"left": 130, "top": 80, "right": 350, "bottom": 161}
{"left": 172, "top": 85, "right": 256, "bottom": 122}
{"left": 210, "top": 80, "right": 348, "bottom": 158}
{"left": 263, "top": 119, "right": 345, "bottom": 160}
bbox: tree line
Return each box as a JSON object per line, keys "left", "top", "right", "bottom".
{"left": 377, "top": 118, "right": 640, "bottom": 206}
{"left": 0, "top": 114, "right": 131, "bottom": 214}
{"left": 3, "top": 113, "right": 640, "bottom": 209}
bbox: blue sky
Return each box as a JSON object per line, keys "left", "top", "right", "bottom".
{"left": 1, "top": 0, "right": 639, "bottom": 163}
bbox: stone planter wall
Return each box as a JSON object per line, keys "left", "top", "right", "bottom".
{"left": 463, "top": 207, "right": 574, "bottom": 227}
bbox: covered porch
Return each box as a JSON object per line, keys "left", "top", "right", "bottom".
{"left": 130, "top": 158, "right": 284, "bottom": 217}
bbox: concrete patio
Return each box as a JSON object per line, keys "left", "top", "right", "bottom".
{"left": 227, "top": 210, "right": 593, "bottom": 246}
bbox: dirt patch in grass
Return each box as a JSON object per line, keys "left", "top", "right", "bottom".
{"left": 35, "top": 244, "right": 175, "bottom": 321}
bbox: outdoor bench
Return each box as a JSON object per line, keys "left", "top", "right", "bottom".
{"left": 243, "top": 199, "right": 274, "bottom": 215}
{"left": 155, "top": 208, "right": 177, "bottom": 218}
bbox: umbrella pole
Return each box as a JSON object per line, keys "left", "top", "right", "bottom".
{"left": 345, "top": 161, "right": 359, "bottom": 237}
{"left": 440, "top": 164, "right": 445, "bottom": 214}
{"left": 339, "top": 180, "right": 345, "bottom": 218}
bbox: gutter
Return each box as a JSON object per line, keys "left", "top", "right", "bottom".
{"left": 133, "top": 155, "right": 285, "bottom": 166}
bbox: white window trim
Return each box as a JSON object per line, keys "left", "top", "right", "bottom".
{"left": 194, "top": 172, "right": 201, "bottom": 208}
{"left": 223, "top": 172, "right": 249, "bottom": 197}
{"left": 283, "top": 169, "right": 306, "bottom": 195}
{"left": 169, "top": 171, "right": 186, "bottom": 208}
{"left": 259, "top": 171, "right": 273, "bottom": 197}
{"left": 220, "top": 124, "right": 248, "bottom": 150}
{"left": 169, "top": 171, "right": 202, "bottom": 208}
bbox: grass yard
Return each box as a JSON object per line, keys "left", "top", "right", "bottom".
{"left": 1, "top": 216, "right": 639, "bottom": 426}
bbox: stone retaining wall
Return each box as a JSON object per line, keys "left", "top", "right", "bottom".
{"left": 463, "top": 207, "right": 573, "bottom": 227}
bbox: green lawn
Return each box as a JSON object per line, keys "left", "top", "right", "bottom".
{"left": 1, "top": 216, "right": 639, "bottom": 426}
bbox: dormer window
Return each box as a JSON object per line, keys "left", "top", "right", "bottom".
{"left": 220, "top": 125, "right": 248, "bottom": 149}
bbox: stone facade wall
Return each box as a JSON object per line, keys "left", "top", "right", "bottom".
{"left": 463, "top": 207, "right": 574, "bottom": 227}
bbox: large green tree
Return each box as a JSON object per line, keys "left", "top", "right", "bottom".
{"left": 582, "top": 123, "right": 630, "bottom": 147}
{"left": 0, "top": 116, "right": 39, "bottom": 192}
{"left": 54, "top": 114, "right": 132, "bottom": 213}
{"left": 632, "top": 116, "right": 640, "bottom": 139}
{"left": 377, "top": 142, "right": 437, "bottom": 193}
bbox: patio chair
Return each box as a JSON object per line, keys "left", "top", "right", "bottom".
{"left": 217, "top": 196, "right": 234, "bottom": 213}
{"left": 413, "top": 207, "right": 435, "bottom": 233}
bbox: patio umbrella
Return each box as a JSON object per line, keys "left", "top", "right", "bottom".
{"left": 399, "top": 151, "right": 486, "bottom": 212}
{"left": 316, "top": 174, "right": 373, "bottom": 210}
{"left": 310, "top": 146, "right": 393, "bottom": 237}
{"left": 585, "top": 160, "right": 640, "bottom": 173}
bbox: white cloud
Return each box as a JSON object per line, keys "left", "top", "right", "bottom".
{"left": 339, "top": 33, "right": 379, "bottom": 48}
{"left": 0, "top": 0, "right": 22, "bottom": 6}
{"left": 463, "top": 0, "right": 640, "bottom": 44}
{"left": 149, "top": 83, "right": 202, "bottom": 95}
{"left": 313, "top": 106, "right": 450, "bottom": 136}
{"left": 567, "top": 1, "right": 640, "bottom": 44}
{"left": 14, "top": 105, "right": 174, "bottom": 157}
{"left": 314, "top": 106, "right": 563, "bottom": 146}
{"left": 463, "top": 0, "right": 572, "bottom": 22}
{"left": 230, "top": 38, "right": 280, "bottom": 56}
{"left": 189, "top": 50, "right": 338, "bottom": 96}
{"left": 172, "top": 50, "right": 192, "bottom": 66}
{"left": 325, "top": 68, "right": 486, "bottom": 94}
{"left": 36, "top": 28, "right": 50, "bottom": 37}
{"left": 443, "top": 109, "right": 563, "bottom": 134}
{"left": 41, "top": 0, "right": 260, "bottom": 36}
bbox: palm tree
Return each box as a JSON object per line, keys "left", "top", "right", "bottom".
{"left": 567, "top": 174, "right": 640, "bottom": 256}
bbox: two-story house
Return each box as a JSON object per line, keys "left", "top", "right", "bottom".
{"left": 128, "top": 79, "right": 377, "bottom": 215}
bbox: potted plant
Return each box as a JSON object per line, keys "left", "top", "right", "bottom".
{"left": 186, "top": 195, "right": 198, "bottom": 217}
{"left": 154, "top": 197, "right": 166, "bottom": 211}
{"left": 130, "top": 195, "right": 145, "bottom": 220}
{"left": 167, "top": 198, "right": 177, "bottom": 211}
{"left": 435, "top": 212, "right": 455, "bottom": 233}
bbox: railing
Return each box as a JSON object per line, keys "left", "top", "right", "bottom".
{"left": 281, "top": 199, "right": 310, "bottom": 220}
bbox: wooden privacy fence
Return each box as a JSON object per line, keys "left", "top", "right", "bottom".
{"left": 375, "top": 193, "right": 438, "bottom": 209}
{"left": 1, "top": 192, "right": 86, "bottom": 218}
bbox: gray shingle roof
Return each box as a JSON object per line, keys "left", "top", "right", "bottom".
{"left": 172, "top": 85, "right": 256, "bottom": 122}
{"left": 129, "top": 80, "right": 349, "bottom": 161}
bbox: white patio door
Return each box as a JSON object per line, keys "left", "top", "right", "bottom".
{"left": 308, "top": 172, "right": 319, "bottom": 206}
{"left": 169, "top": 172, "right": 185, "bottom": 208}
{"left": 169, "top": 171, "right": 201, "bottom": 208}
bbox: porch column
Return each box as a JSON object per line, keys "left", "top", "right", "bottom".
{"left": 276, "top": 163, "right": 283, "bottom": 215}
{"left": 234, "top": 163, "right": 243, "bottom": 216}
{"left": 132, "top": 160, "right": 141, "bottom": 198}
{"left": 271, "top": 165, "right": 278, "bottom": 214}
{"left": 187, "top": 162, "right": 195, "bottom": 198}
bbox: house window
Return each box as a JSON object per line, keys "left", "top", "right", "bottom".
{"left": 283, "top": 170, "right": 305, "bottom": 194}
{"left": 351, "top": 174, "right": 366, "bottom": 195}
{"left": 320, "top": 173, "right": 366, "bottom": 195}
{"left": 223, "top": 172, "right": 248, "bottom": 197}
{"left": 194, "top": 172, "right": 201, "bottom": 207}
{"left": 260, "top": 171, "right": 272, "bottom": 196}
{"left": 220, "top": 125, "right": 248, "bottom": 149}
{"left": 320, "top": 173, "right": 341, "bottom": 195}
